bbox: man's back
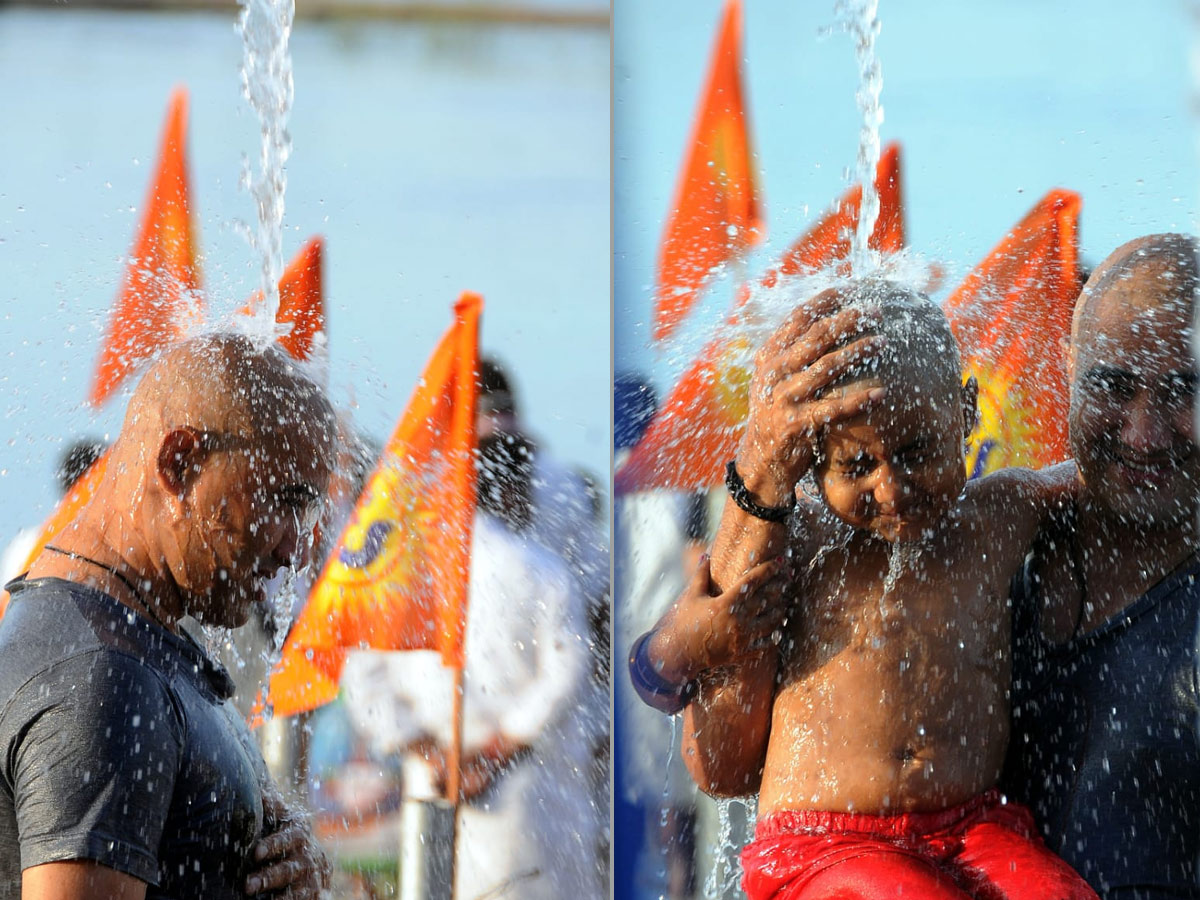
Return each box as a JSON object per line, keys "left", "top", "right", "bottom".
{"left": 0, "top": 578, "right": 265, "bottom": 900}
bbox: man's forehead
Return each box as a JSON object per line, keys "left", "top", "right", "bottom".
{"left": 1077, "top": 306, "right": 1194, "bottom": 367}
{"left": 1077, "top": 256, "right": 1194, "bottom": 334}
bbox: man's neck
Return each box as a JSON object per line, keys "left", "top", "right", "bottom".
{"left": 39, "top": 513, "right": 186, "bottom": 633}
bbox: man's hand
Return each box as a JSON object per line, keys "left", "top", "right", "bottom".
{"left": 646, "top": 554, "right": 785, "bottom": 686}
{"left": 410, "top": 734, "right": 532, "bottom": 803}
{"left": 244, "top": 790, "right": 332, "bottom": 899}
{"left": 738, "top": 289, "right": 888, "bottom": 505}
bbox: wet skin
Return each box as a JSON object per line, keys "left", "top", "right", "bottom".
{"left": 761, "top": 367, "right": 1064, "bottom": 815}
{"left": 1035, "top": 246, "right": 1200, "bottom": 641}
{"left": 169, "top": 425, "right": 330, "bottom": 629}
{"left": 666, "top": 290, "right": 1073, "bottom": 812}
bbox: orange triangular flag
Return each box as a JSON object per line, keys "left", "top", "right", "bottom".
{"left": 653, "top": 0, "right": 764, "bottom": 343}
{"left": 0, "top": 452, "right": 110, "bottom": 618}
{"left": 240, "top": 237, "right": 326, "bottom": 362}
{"left": 90, "top": 87, "right": 202, "bottom": 407}
{"left": 945, "top": 189, "right": 1082, "bottom": 477}
{"left": 617, "top": 145, "right": 906, "bottom": 494}
{"left": 261, "top": 293, "right": 482, "bottom": 719}
{"left": 760, "top": 141, "right": 904, "bottom": 290}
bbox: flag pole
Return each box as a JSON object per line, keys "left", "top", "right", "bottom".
{"left": 442, "top": 292, "right": 481, "bottom": 899}
{"left": 445, "top": 665, "right": 466, "bottom": 899}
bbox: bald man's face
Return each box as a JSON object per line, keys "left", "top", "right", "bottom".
{"left": 172, "top": 418, "right": 334, "bottom": 627}
{"left": 1069, "top": 264, "right": 1199, "bottom": 527}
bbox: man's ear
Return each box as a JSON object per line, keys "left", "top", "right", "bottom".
{"left": 961, "top": 376, "right": 980, "bottom": 440}
{"left": 1060, "top": 334, "right": 1075, "bottom": 386}
{"left": 157, "top": 427, "right": 205, "bottom": 498}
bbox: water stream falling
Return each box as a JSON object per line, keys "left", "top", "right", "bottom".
{"left": 839, "top": 0, "right": 883, "bottom": 274}
{"left": 878, "top": 538, "right": 921, "bottom": 620}
{"left": 236, "top": 0, "right": 295, "bottom": 335}
{"left": 703, "top": 796, "right": 755, "bottom": 900}
{"left": 198, "top": 0, "right": 299, "bottom": 717}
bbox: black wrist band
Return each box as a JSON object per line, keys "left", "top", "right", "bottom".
{"left": 628, "top": 632, "right": 697, "bottom": 716}
{"left": 725, "top": 459, "right": 796, "bottom": 523}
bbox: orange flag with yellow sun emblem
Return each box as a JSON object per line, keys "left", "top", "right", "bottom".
{"left": 263, "top": 293, "right": 482, "bottom": 719}
{"left": 945, "top": 188, "right": 1082, "bottom": 477}
{"left": 90, "top": 87, "right": 202, "bottom": 407}
{"left": 653, "top": 0, "right": 764, "bottom": 343}
{"left": 617, "top": 144, "right": 905, "bottom": 494}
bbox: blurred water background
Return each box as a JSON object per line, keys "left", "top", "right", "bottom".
{"left": 0, "top": 0, "right": 608, "bottom": 538}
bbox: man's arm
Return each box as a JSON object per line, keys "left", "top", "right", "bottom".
{"left": 3, "top": 654, "right": 182, "bottom": 895}
{"left": 970, "top": 461, "right": 1079, "bottom": 552}
{"left": 23, "top": 862, "right": 146, "bottom": 900}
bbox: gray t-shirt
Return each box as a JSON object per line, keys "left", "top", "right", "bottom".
{"left": 0, "top": 577, "right": 266, "bottom": 900}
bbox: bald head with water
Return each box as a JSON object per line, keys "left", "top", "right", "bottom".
{"left": 1068, "top": 234, "right": 1200, "bottom": 528}
{"left": 51, "top": 334, "right": 336, "bottom": 629}
{"left": 812, "top": 281, "right": 975, "bottom": 542}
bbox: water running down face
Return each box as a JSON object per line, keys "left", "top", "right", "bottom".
{"left": 1069, "top": 234, "right": 1200, "bottom": 529}
{"left": 130, "top": 335, "right": 336, "bottom": 628}
{"left": 811, "top": 285, "right": 974, "bottom": 543}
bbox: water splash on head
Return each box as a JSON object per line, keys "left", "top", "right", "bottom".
{"left": 236, "top": 0, "right": 295, "bottom": 336}
{"left": 723, "top": 250, "right": 938, "bottom": 371}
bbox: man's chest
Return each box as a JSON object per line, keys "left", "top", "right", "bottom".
{"left": 155, "top": 686, "right": 264, "bottom": 899}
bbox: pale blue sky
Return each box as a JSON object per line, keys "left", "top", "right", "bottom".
{"left": 615, "top": 1, "right": 1197, "bottom": 391}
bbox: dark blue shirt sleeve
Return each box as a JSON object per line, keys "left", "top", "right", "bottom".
{"left": 2, "top": 649, "right": 184, "bottom": 885}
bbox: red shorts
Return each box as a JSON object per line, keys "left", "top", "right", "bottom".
{"left": 740, "top": 789, "right": 1097, "bottom": 900}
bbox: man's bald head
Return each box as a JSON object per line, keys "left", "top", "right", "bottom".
{"left": 116, "top": 334, "right": 334, "bottom": 459}
{"left": 1068, "top": 234, "right": 1200, "bottom": 529}
{"left": 103, "top": 334, "right": 336, "bottom": 625}
{"left": 1072, "top": 233, "right": 1199, "bottom": 345}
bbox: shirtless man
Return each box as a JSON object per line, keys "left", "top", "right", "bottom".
{"left": 1002, "top": 234, "right": 1200, "bottom": 898}
{"left": 632, "top": 283, "right": 1094, "bottom": 898}
{"left": 0, "top": 335, "right": 335, "bottom": 900}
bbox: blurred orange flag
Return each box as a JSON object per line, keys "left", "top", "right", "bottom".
{"left": 653, "top": 0, "right": 764, "bottom": 343}
{"left": 617, "top": 145, "right": 906, "bottom": 494}
{"left": 763, "top": 141, "right": 905, "bottom": 285}
{"left": 0, "top": 454, "right": 110, "bottom": 618}
{"left": 90, "top": 87, "right": 202, "bottom": 407}
{"left": 945, "top": 188, "right": 1082, "bottom": 477}
{"left": 262, "top": 293, "right": 482, "bottom": 719}
{"left": 240, "top": 237, "right": 327, "bottom": 363}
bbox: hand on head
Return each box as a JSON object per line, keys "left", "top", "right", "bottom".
{"left": 738, "top": 288, "right": 889, "bottom": 507}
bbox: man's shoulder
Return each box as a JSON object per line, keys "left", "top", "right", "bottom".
{"left": 0, "top": 579, "right": 177, "bottom": 706}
